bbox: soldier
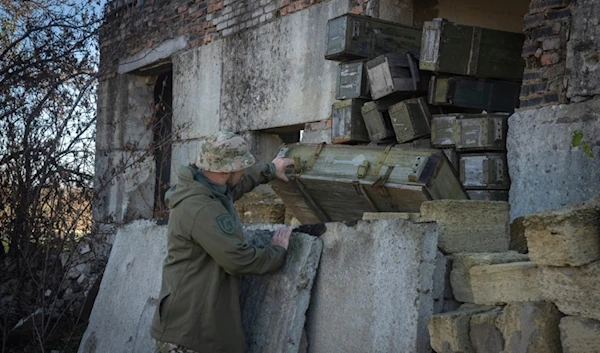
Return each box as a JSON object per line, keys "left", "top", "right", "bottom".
{"left": 151, "top": 131, "right": 295, "bottom": 353}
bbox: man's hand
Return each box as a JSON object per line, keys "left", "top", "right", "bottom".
{"left": 272, "top": 156, "right": 295, "bottom": 182}
{"left": 270, "top": 226, "right": 292, "bottom": 250}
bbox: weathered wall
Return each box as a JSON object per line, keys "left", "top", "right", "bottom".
{"left": 94, "top": 74, "right": 157, "bottom": 225}
{"left": 413, "top": 0, "right": 530, "bottom": 32}
{"left": 508, "top": 0, "right": 600, "bottom": 221}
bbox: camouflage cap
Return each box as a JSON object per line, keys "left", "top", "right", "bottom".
{"left": 196, "top": 131, "right": 256, "bottom": 173}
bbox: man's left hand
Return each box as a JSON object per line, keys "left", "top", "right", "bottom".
{"left": 272, "top": 157, "right": 295, "bottom": 182}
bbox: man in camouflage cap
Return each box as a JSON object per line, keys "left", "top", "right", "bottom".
{"left": 151, "top": 131, "right": 295, "bottom": 353}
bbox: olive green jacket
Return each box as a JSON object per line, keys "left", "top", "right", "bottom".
{"left": 150, "top": 163, "right": 286, "bottom": 353}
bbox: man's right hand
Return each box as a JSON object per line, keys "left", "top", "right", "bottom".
{"left": 271, "top": 226, "right": 292, "bottom": 250}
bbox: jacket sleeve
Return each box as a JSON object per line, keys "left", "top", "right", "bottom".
{"left": 190, "top": 200, "right": 286, "bottom": 275}
{"left": 231, "top": 163, "right": 277, "bottom": 202}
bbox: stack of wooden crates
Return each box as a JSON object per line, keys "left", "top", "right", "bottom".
{"left": 326, "top": 15, "right": 525, "bottom": 201}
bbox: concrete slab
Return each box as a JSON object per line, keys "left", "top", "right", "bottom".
{"left": 470, "top": 309, "right": 504, "bottom": 353}
{"left": 219, "top": 0, "right": 349, "bottom": 132}
{"left": 241, "top": 228, "right": 322, "bottom": 353}
{"left": 420, "top": 200, "right": 510, "bottom": 254}
{"left": 79, "top": 222, "right": 322, "bottom": 353}
{"left": 78, "top": 220, "right": 167, "bottom": 353}
{"left": 305, "top": 219, "right": 439, "bottom": 353}
{"left": 507, "top": 101, "right": 600, "bottom": 221}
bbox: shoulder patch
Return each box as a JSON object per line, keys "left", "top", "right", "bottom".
{"left": 216, "top": 214, "right": 235, "bottom": 235}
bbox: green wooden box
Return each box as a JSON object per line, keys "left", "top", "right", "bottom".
{"left": 271, "top": 143, "right": 468, "bottom": 224}
{"left": 459, "top": 152, "right": 510, "bottom": 190}
{"left": 455, "top": 113, "right": 509, "bottom": 151}
{"left": 332, "top": 99, "right": 371, "bottom": 144}
{"left": 420, "top": 18, "right": 526, "bottom": 81}
{"left": 336, "top": 60, "right": 371, "bottom": 100}
{"left": 325, "top": 14, "right": 422, "bottom": 61}
{"left": 428, "top": 76, "right": 521, "bottom": 112}
{"left": 399, "top": 137, "right": 432, "bottom": 149}
{"left": 388, "top": 97, "right": 432, "bottom": 144}
{"left": 365, "top": 53, "right": 430, "bottom": 100}
{"left": 361, "top": 101, "right": 396, "bottom": 141}
{"left": 431, "top": 114, "right": 458, "bottom": 148}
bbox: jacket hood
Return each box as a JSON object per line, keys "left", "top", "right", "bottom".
{"left": 164, "top": 165, "right": 218, "bottom": 209}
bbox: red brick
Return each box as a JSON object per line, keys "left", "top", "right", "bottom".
{"left": 541, "top": 53, "right": 560, "bottom": 65}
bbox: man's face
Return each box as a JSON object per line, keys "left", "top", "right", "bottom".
{"left": 226, "top": 170, "right": 245, "bottom": 187}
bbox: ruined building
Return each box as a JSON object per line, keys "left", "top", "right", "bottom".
{"left": 82, "top": 0, "right": 600, "bottom": 352}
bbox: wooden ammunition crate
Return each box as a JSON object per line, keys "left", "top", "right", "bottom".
{"left": 420, "top": 18, "right": 525, "bottom": 81}
{"left": 442, "top": 148, "right": 459, "bottom": 170}
{"left": 455, "top": 114, "right": 509, "bottom": 151}
{"left": 399, "top": 137, "right": 432, "bottom": 149}
{"left": 325, "top": 14, "right": 422, "bottom": 61}
{"left": 388, "top": 97, "right": 432, "bottom": 144}
{"left": 336, "top": 60, "right": 371, "bottom": 100}
{"left": 428, "top": 76, "right": 521, "bottom": 112}
{"left": 271, "top": 143, "right": 468, "bottom": 224}
{"left": 459, "top": 153, "right": 510, "bottom": 190}
{"left": 431, "top": 114, "right": 458, "bottom": 148}
{"left": 467, "top": 189, "right": 509, "bottom": 201}
{"left": 361, "top": 101, "right": 396, "bottom": 141}
{"left": 365, "top": 53, "right": 429, "bottom": 100}
{"left": 332, "top": 99, "right": 371, "bottom": 144}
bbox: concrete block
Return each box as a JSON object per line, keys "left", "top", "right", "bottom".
{"left": 433, "top": 251, "right": 450, "bottom": 314}
{"left": 427, "top": 304, "right": 495, "bottom": 353}
{"left": 169, "top": 139, "right": 202, "bottom": 184}
{"left": 220, "top": 0, "right": 349, "bottom": 132}
{"left": 560, "top": 316, "right": 600, "bottom": 353}
{"left": 450, "top": 252, "right": 529, "bottom": 303}
{"left": 118, "top": 36, "right": 187, "bottom": 74}
{"left": 508, "top": 217, "right": 528, "bottom": 254}
{"left": 78, "top": 221, "right": 167, "bottom": 353}
{"left": 497, "top": 302, "right": 562, "bottom": 353}
{"left": 96, "top": 74, "right": 154, "bottom": 151}
{"left": 539, "top": 260, "right": 600, "bottom": 321}
{"left": 306, "top": 219, "right": 439, "bottom": 353}
{"left": 470, "top": 262, "right": 542, "bottom": 305}
{"left": 470, "top": 309, "right": 504, "bottom": 353}
{"left": 508, "top": 101, "right": 600, "bottom": 221}
{"left": 79, "top": 222, "right": 323, "bottom": 353}
{"left": 172, "top": 40, "right": 222, "bottom": 141}
{"left": 241, "top": 228, "right": 323, "bottom": 353}
{"left": 362, "top": 212, "right": 421, "bottom": 222}
{"left": 420, "top": 200, "right": 509, "bottom": 254}
{"left": 92, "top": 150, "right": 156, "bottom": 224}
{"left": 523, "top": 201, "right": 600, "bottom": 266}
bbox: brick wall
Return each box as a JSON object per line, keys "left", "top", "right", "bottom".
{"left": 519, "top": 0, "right": 572, "bottom": 109}
{"left": 100, "top": 0, "right": 332, "bottom": 76}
